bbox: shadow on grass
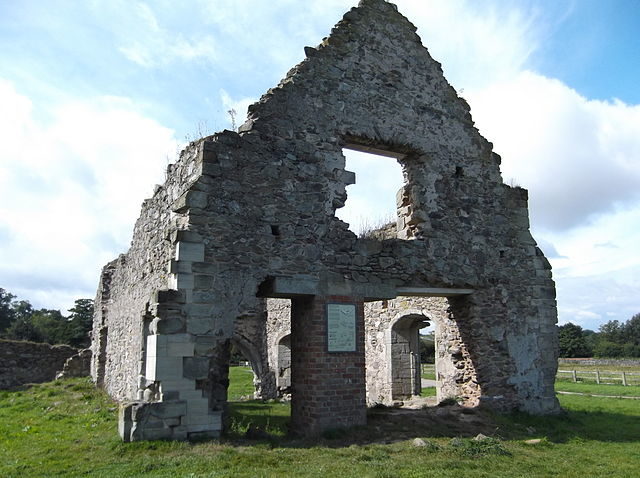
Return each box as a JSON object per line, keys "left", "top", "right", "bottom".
{"left": 225, "top": 396, "right": 640, "bottom": 448}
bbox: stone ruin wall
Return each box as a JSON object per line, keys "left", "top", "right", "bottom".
{"left": 91, "top": 144, "right": 204, "bottom": 402}
{"left": 92, "top": 0, "right": 560, "bottom": 441}
{"left": 242, "top": 296, "right": 478, "bottom": 407}
{"left": 0, "top": 339, "right": 78, "bottom": 389}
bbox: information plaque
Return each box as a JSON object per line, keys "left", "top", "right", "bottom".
{"left": 327, "top": 303, "right": 356, "bottom": 352}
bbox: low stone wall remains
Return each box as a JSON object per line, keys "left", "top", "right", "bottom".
{"left": 0, "top": 339, "right": 78, "bottom": 389}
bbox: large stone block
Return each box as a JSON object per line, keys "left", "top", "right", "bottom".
{"left": 146, "top": 356, "right": 183, "bottom": 381}
{"left": 183, "top": 357, "right": 210, "bottom": 379}
{"left": 176, "top": 241, "right": 205, "bottom": 262}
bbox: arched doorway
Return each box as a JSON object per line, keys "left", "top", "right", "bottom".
{"left": 389, "top": 312, "right": 429, "bottom": 400}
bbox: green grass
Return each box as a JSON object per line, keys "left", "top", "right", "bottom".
{"left": 227, "top": 366, "right": 255, "bottom": 401}
{"left": 421, "top": 364, "right": 436, "bottom": 381}
{"left": 1, "top": 376, "right": 639, "bottom": 477}
{"left": 556, "top": 361, "right": 640, "bottom": 386}
{"left": 557, "top": 361, "right": 640, "bottom": 372}
{"left": 555, "top": 381, "right": 640, "bottom": 397}
{"left": 421, "top": 387, "right": 437, "bottom": 397}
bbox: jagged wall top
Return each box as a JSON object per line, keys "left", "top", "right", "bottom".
{"left": 240, "top": 0, "right": 488, "bottom": 161}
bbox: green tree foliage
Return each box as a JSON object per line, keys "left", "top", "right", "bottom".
{"left": 1, "top": 289, "right": 94, "bottom": 348}
{"left": 598, "top": 320, "right": 624, "bottom": 343}
{"left": 419, "top": 333, "right": 435, "bottom": 364}
{"left": 0, "top": 288, "right": 16, "bottom": 332}
{"left": 66, "top": 299, "right": 94, "bottom": 348}
{"left": 593, "top": 314, "right": 640, "bottom": 358}
{"left": 624, "top": 313, "right": 640, "bottom": 346}
{"left": 558, "top": 323, "right": 592, "bottom": 358}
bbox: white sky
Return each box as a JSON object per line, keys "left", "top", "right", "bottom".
{"left": 0, "top": 0, "right": 638, "bottom": 331}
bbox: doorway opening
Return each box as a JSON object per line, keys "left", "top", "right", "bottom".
{"left": 390, "top": 313, "right": 429, "bottom": 400}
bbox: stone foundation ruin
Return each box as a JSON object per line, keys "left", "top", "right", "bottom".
{"left": 91, "top": 0, "right": 560, "bottom": 442}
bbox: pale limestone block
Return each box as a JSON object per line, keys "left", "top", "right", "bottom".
{"left": 146, "top": 334, "right": 168, "bottom": 358}
{"left": 187, "top": 421, "right": 221, "bottom": 433}
{"left": 174, "top": 273, "right": 194, "bottom": 290}
{"left": 159, "top": 378, "right": 196, "bottom": 394}
{"left": 148, "top": 356, "right": 183, "bottom": 381}
{"left": 186, "top": 398, "right": 209, "bottom": 418}
{"left": 145, "top": 355, "right": 157, "bottom": 380}
{"left": 166, "top": 334, "right": 195, "bottom": 357}
{"left": 176, "top": 241, "right": 205, "bottom": 262}
{"left": 179, "top": 390, "right": 204, "bottom": 400}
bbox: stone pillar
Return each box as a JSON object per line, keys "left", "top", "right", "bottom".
{"left": 290, "top": 295, "right": 366, "bottom": 436}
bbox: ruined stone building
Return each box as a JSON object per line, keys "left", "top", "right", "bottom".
{"left": 237, "top": 296, "right": 474, "bottom": 409}
{"left": 91, "top": 0, "right": 560, "bottom": 442}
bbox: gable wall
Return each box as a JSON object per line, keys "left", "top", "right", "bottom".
{"left": 93, "top": 0, "right": 560, "bottom": 440}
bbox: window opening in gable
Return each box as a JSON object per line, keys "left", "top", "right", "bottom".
{"left": 336, "top": 147, "right": 405, "bottom": 238}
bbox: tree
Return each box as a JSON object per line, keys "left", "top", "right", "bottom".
{"left": 12, "top": 300, "right": 34, "bottom": 322}
{"left": 6, "top": 308, "right": 65, "bottom": 344}
{"left": 30, "top": 309, "right": 68, "bottom": 344}
{"left": 419, "top": 333, "right": 435, "bottom": 364}
{"left": 66, "top": 299, "right": 94, "bottom": 348}
{"left": 0, "top": 288, "right": 16, "bottom": 333}
{"left": 558, "top": 323, "right": 591, "bottom": 358}
{"left": 599, "top": 320, "right": 624, "bottom": 343}
{"left": 593, "top": 340, "right": 625, "bottom": 358}
{"left": 1, "top": 290, "right": 95, "bottom": 347}
{"left": 623, "top": 313, "right": 640, "bottom": 346}
{"left": 5, "top": 317, "right": 42, "bottom": 343}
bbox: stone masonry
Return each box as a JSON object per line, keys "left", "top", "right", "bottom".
{"left": 0, "top": 339, "right": 79, "bottom": 389}
{"left": 254, "top": 296, "right": 477, "bottom": 407}
{"left": 92, "top": 0, "right": 560, "bottom": 442}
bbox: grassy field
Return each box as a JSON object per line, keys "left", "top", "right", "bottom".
{"left": 555, "top": 381, "right": 640, "bottom": 397}
{"left": 556, "top": 362, "right": 640, "bottom": 386}
{"left": 557, "top": 361, "right": 640, "bottom": 372}
{"left": 1, "top": 369, "right": 639, "bottom": 477}
{"left": 422, "top": 362, "right": 640, "bottom": 387}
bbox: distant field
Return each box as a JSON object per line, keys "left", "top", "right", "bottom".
{"left": 557, "top": 361, "right": 640, "bottom": 372}
{"left": 555, "top": 381, "right": 640, "bottom": 397}
{"left": 557, "top": 360, "right": 640, "bottom": 386}
{"left": 421, "top": 361, "right": 640, "bottom": 387}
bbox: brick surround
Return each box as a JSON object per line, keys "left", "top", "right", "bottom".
{"left": 291, "top": 295, "right": 366, "bottom": 435}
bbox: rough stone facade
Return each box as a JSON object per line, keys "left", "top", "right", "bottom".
{"left": 92, "top": 0, "right": 560, "bottom": 441}
{"left": 252, "top": 296, "right": 477, "bottom": 407}
{"left": 0, "top": 339, "right": 78, "bottom": 389}
{"left": 56, "top": 348, "right": 93, "bottom": 380}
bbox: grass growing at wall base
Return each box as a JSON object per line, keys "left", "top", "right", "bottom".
{"left": 1, "top": 376, "right": 640, "bottom": 477}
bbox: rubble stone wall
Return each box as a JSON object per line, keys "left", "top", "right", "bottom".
{"left": 259, "top": 296, "right": 477, "bottom": 407}
{"left": 94, "top": 0, "right": 560, "bottom": 441}
{"left": 0, "top": 339, "right": 78, "bottom": 389}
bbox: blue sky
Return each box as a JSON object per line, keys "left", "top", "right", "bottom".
{"left": 0, "top": 0, "right": 638, "bottom": 332}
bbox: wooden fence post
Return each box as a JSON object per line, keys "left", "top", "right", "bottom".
{"left": 595, "top": 370, "right": 600, "bottom": 384}
{"left": 622, "top": 372, "right": 627, "bottom": 386}
{"left": 572, "top": 370, "right": 577, "bottom": 382}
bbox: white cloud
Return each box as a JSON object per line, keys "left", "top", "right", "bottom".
{"left": 1, "top": 0, "right": 637, "bottom": 332}
{"left": 0, "top": 79, "right": 177, "bottom": 311}
{"left": 219, "top": 89, "right": 256, "bottom": 130}
{"left": 104, "top": 1, "right": 218, "bottom": 68}
{"left": 467, "top": 71, "right": 640, "bottom": 232}
{"left": 337, "top": 150, "right": 404, "bottom": 234}
{"left": 393, "top": 0, "right": 550, "bottom": 91}
{"left": 195, "top": 0, "right": 353, "bottom": 77}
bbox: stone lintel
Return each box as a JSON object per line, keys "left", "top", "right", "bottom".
{"left": 260, "top": 276, "right": 397, "bottom": 301}
{"left": 343, "top": 141, "right": 407, "bottom": 160}
{"left": 396, "top": 287, "right": 474, "bottom": 297}
{"left": 258, "top": 276, "right": 319, "bottom": 298}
